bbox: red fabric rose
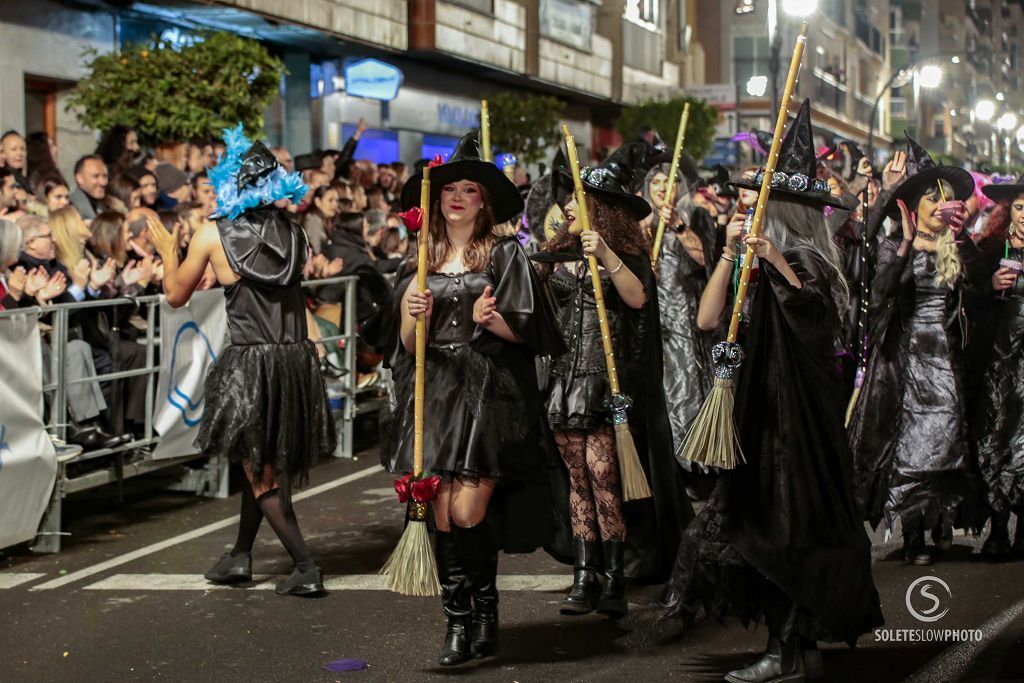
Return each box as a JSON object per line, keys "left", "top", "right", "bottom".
{"left": 398, "top": 207, "right": 424, "bottom": 233}
{"left": 394, "top": 474, "right": 413, "bottom": 504}
{"left": 428, "top": 154, "right": 445, "bottom": 168}
{"left": 411, "top": 475, "right": 441, "bottom": 503}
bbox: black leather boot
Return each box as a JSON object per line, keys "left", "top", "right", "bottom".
{"left": 436, "top": 531, "right": 472, "bottom": 666}
{"left": 204, "top": 552, "right": 252, "bottom": 584}
{"left": 275, "top": 564, "right": 326, "bottom": 596}
{"left": 981, "top": 510, "right": 1012, "bottom": 560}
{"left": 455, "top": 522, "right": 499, "bottom": 659}
{"left": 596, "top": 539, "right": 627, "bottom": 618}
{"left": 800, "top": 638, "right": 822, "bottom": 680}
{"left": 903, "top": 520, "right": 932, "bottom": 566}
{"left": 725, "top": 636, "right": 805, "bottom": 683}
{"left": 561, "top": 538, "right": 603, "bottom": 615}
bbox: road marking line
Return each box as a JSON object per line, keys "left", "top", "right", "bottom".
{"left": 82, "top": 573, "right": 571, "bottom": 592}
{"left": 903, "top": 599, "right": 1024, "bottom": 683}
{"left": 0, "top": 572, "right": 46, "bottom": 589}
{"left": 30, "top": 465, "right": 384, "bottom": 592}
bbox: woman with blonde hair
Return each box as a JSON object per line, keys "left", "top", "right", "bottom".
{"left": 850, "top": 136, "right": 986, "bottom": 566}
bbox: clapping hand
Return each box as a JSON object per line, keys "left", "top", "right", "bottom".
{"left": 897, "top": 198, "right": 916, "bottom": 243}
{"left": 145, "top": 214, "right": 178, "bottom": 262}
{"left": 322, "top": 257, "right": 344, "bottom": 277}
{"left": 71, "top": 259, "right": 90, "bottom": 289}
{"left": 7, "top": 266, "right": 27, "bottom": 300}
{"left": 25, "top": 267, "right": 49, "bottom": 298}
{"left": 36, "top": 271, "right": 67, "bottom": 303}
{"left": 883, "top": 151, "right": 907, "bottom": 192}
{"left": 89, "top": 258, "right": 117, "bottom": 290}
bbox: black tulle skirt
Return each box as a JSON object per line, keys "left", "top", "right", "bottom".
{"left": 546, "top": 372, "right": 609, "bottom": 432}
{"left": 195, "top": 340, "right": 336, "bottom": 487}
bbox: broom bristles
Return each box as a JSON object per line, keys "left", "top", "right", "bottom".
{"left": 615, "top": 421, "right": 653, "bottom": 501}
{"left": 380, "top": 520, "right": 439, "bottom": 596}
{"left": 679, "top": 377, "right": 745, "bottom": 470}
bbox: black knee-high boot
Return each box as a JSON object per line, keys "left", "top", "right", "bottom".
{"left": 561, "top": 538, "right": 603, "bottom": 615}
{"left": 596, "top": 539, "right": 627, "bottom": 618}
{"left": 454, "top": 521, "right": 500, "bottom": 659}
{"left": 982, "top": 509, "right": 1012, "bottom": 558}
{"left": 436, "top": 530, "right": 472, "bottom": 666}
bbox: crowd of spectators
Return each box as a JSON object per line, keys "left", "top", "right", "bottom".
{"left": 0, "top": 116, "right": 408, "bottom": 454}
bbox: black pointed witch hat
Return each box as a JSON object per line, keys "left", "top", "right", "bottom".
{"left": 400, "top": 131, "right": 524, "bottom": 224}
{"left": 884, "top": 133, "right": 974, "bottom": 218}
{"left": 729, "top": 99, "right": 851, "bottom": 209}
{"left": 553, "top": 142, "right": 654, "bottom": 219}
{"left": 981, "top": 175, "right": 1024, "bottom": 203}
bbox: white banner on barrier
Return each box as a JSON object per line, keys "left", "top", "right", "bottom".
{"left": 0, "top": 311, "right": 58, "bottom": 549}
{"left": 152, "top": 290, "right": 228, "bottom": 460}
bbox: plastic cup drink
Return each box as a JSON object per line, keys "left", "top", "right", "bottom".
{"left": 998, "top": 258, "right": 1022, "bottom": 299}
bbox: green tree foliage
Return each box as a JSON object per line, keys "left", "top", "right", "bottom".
{"left": 615, "top": 96, "right": 719, "bottom": 161}
{"left": 487, "top": 92, "right": 565, "bottom": 165}
{"left": 68, "top": 32, "right": 285, "bottom": 144}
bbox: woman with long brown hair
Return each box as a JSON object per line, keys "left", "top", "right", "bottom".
{"left": 385, "top": 131, "right": 565, "bottom": 666}
{"left": 970, "top": 179, "right": 1024, "bottom": 558}
{"left": 536, "top": 146, "right": 690, "bottom": 619}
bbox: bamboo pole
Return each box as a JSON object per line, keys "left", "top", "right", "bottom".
{"left": 679, "top": 22, "right": 810, "bottom": 470}
{"left": 561, "top": 125, "right": 652, "bottom": 501}
{"left": 380, "top": 167, "right": 439, "bottom": 596}
{"left": 650, "top": 102, "right": 691, "bottom": 269}
{"left": 481, "top": 100, "right": 492, "bottom": 163}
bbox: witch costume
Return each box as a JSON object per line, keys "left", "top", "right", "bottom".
{"left": 383, "top": 131, "right": 568, "bottom": 665}
{"left": 664, "top": 101, "right": 883, "bottom": 683}
{"left": 848, "top": 134, "right": 986, "bottom": 563}
{"left": 195, "top": 126, "right": 335, "bottom": 596}
{"left": 534, "top": 145, "right": 692, "bottom": 620}
{"left": 970, "top": 179, "right": 1024, "bottom": 556}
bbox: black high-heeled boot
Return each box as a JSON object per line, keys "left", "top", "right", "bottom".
{"left": 561, "top": 538, "right": 603, "bottom": 615}
{"left": 454, "top": 522, "right": 499, "bottom": 659}
{"left": 981, "top": 510, "right": 1012, "bottom": 560}
{"left": 596, "top": 539, "right": 627, "bottom": 618}
{"left": 725, "top": 636, "right": 805, "bottom": 683}
{"left": 436, "top": 531, "right": 472, "bottom": 666}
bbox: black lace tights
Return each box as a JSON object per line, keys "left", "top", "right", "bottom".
{"left": 554, "top": 428, "right": 626, "bottom": 542}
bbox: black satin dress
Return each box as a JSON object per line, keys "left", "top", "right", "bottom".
{"left": 195, "top": 207, "right": 336, "bottom": 487}
{"left": 850, "top": 241, "right": 982, "bottom": 533}
{"left": 536, "top": 250, "right": 693, "bottom": 582}
{"left": 381, "top": 238, "right": 570, "bottom": 554}
{"left": 664, "top": 248, "right": 883, "bottom": 645}
{"left": 972, "top": 245, "right": 1024, "bottom": 515}
{"left": 655, "top": 208, "right": 720, "bottom": 456}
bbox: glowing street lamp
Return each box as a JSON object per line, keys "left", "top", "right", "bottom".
{"left": 917, "top": 65, "right": 943, "bottom": 89}
{"left": 746, "top": 75, "right": 769, "bottom": 97}
{"left": 782, "top": 0, "right": 818, "bottom": 16}
{"left": 997, "top": 112, "right": 1018, "bottom": 132}
{"left": 975, "top": 99, "right": 996, "bottom": 122}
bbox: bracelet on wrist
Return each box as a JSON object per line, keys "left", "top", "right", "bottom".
{"left": 607, "top": 258, "right": 624, "bottom": 274}
{"left": 720, "top": 254, "right": 735, "bottom": 263}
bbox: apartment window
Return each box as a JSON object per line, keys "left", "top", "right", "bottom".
{"left": 540, "top": 0, "right": 594, "bottom": 51}
{"left": 733, "top": 35, "right": 771, "bottom": 93}
{"left": 623, "top": 19, "right": 663, "bottom": 73}
{"left": 624, "top": 0, "right": 658, "bottom": 30}
{"left": 446, "top": 0, "right": 493, "bottom": 14}
{"left": 890, "top": 7, "right": 904, "bottom": 47}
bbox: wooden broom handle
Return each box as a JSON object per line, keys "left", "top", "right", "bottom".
{"left": 413, "top": 167, "right": 431, "bottom": 477}
{"left": 562, "top": 125, "right": 621, "bottom": 395}
{"left": 651, "top": 102, "right": 691, "bottom": 268}
{"left": 727, "top": 22, "right": 809, "bottom": 343}
{"left": 481, "top": 100, "right": 492, "bottom": 163}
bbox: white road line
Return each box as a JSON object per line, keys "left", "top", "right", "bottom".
{"left": 82, "top": 573, "right": 571, "bottom": 592}
{"left": 903, "top": 599, "right": 1024, "bottom": 683}
{"left": 0, "top": 572, "right": 46, "bottom": 589}
{"left": 30, "top": 465, "right": 384, "bottom": 592}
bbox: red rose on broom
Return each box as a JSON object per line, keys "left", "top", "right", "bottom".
{"left": 398, "top": 207, "right": 424, "bottom": 233}
{"left": 393, "top": 473, "right": 441, "bottom": 504}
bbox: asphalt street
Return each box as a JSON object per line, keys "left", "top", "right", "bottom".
{"left": 2, "top": 444, "right": 1023, "bottom": 683}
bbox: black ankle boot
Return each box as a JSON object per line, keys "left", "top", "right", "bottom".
{"left": 596, "top": 539, "right": 627, "bottom": 618}
{"left": 903, "top": 522, "right": 932, "bottom": 566}
{"left": 453, "top": 522, "right": 500, "bottom": 659}
{"left": 275, "top": 564, "right": 326, "bottom": 596}
{"left": 437, "top": 531, "right": 472, "bottom": 666}
{"left": 981, "top": 511, "right": 1012, "bottom": 560}
{"left": 725, "top": 636, "right": 805, "bottom": 683}
{"left": 204, "top": 552, "right": 252, "bottom": 584}
{"left": 561, "top": 538, "right": 603, "bottom": 615}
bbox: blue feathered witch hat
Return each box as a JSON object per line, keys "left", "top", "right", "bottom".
{"left": 209, "top": 124, "right": 307, "bottom": 220}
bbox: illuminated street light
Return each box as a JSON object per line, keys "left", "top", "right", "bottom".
{"left": 918, "top": 65, "right": 943, "bottom": 89}
{"left": 975, "top": 100, "right": 996, "bottom": 122}
{"left": 996, "top": 92, "right": 1006, "bottom": 102}
{"left": 746, "top": 75, "right": 769, "bottom": 97}
{"left": 782, "top": 0, "right": 818, "bottom": 16}
{"left": 951, "top": 56, "right": 961, "bottom": 64}
{"left": 997, "top": 112, "right": 1018, "bottom": 132}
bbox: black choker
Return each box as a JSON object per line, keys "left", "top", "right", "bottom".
{"left": 916, "top": 231, "right": 938, "bottom": 242}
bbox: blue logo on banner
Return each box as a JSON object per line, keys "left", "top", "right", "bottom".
{"left": 344, "top": 59, "right": 403, "bottom": 101}
{"left": 167, "top": 322, "right": 218, "bottom": 427}
{"left": 0, "top": 424, "right": 9, "bottom": 472}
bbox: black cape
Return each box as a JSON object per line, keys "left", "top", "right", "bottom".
{"left": 533, "top": 248, "right": 694, "bottom": 581}
{"left": 665, "top": 249, "right": 883, "bottom": 644}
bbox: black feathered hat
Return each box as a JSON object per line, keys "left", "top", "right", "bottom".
{"left": 729, "top": 99, "right": 852, "bottom": 209}
{"left": 884, "top": 134, "right": 974, "bottom": 218}
{"left": 400, "top": 131, "right": 523, "bottom": 224}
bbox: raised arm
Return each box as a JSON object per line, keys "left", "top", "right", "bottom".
{"left": 148, "top": 215, "right": 216, "bottom": 308}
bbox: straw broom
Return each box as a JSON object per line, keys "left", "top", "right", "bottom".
{"left": 380, "top": 167, "right": 440, "bottom": 596}
{"left": 562, "top": 124, "right": 653, "bottom": 501}
{"left": 679, "top": 22, "right": 810, "bottom": 470}
{"left": 650, "top": 102, "right": 691, "bottom": 269}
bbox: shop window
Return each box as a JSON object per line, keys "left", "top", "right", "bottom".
{"left": 342, "top": 124, "right": 399, "bottom": 164}
{"left": 446, "top": 0, "right": 493, "bottom": 15}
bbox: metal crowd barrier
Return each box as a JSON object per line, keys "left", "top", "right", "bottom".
{"left": 0, "top": 275, "right": 365, "bottom": 553}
